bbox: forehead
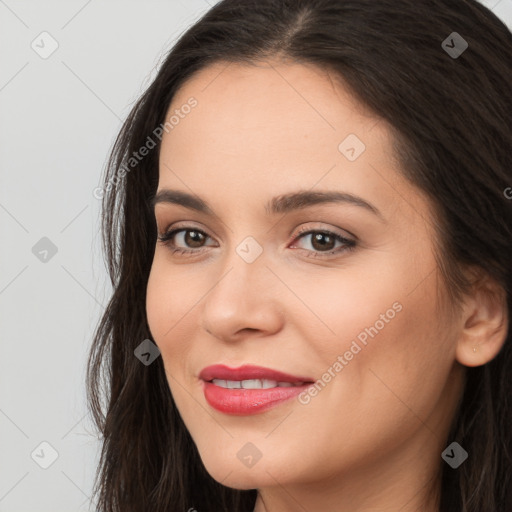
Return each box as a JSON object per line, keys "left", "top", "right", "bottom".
{"left": 161, "top": 61, "right": 386, "bottom": 173}
{"left": 157, "top": 60, "right": 432, "bottom": 231}
{"left": 167, "top": 59, "right": 377, "bottom": 148}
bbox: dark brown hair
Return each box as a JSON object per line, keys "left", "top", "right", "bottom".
{"left": 87, "top": 0, "right": 512, "bottom": 510}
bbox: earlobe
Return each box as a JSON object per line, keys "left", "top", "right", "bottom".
{"left": 455, "top": 274, "right": 509, "bottom": 368}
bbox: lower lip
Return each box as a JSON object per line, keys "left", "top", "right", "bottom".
{"left": 202, "top": 381, "right": 311, "bottom": 415}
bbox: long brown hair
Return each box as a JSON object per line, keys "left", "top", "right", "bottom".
{"left": 87, "top": 1, "right": 512, "bottom": 510}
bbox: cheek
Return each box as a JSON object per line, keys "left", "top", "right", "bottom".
{"left": 294, "top": 261, "right": 455, "bottom": 422}
{"left": 286, "top": 285, "right": 455, "bottom": 479}
{"left": 145, "top": 262, "right": 200, "bottom": 413}
{"left": 145, "top": 259, "right": 196, "bottom": 362}
{"left": 146, "top": 267, "right": 169, "bottom": 344}
{"left": 146, "top": 252, "right": 202, "bottom": 333}
{"left": 328, "top": 275, "right": 455, "bottom": 427}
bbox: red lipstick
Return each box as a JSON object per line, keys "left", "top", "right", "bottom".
{"left": 199, "top": 364, "right": 314, "bottom": 415}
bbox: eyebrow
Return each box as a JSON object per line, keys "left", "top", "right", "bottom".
{"left": 150, "top": 189, "right": 384, "bottom": 220}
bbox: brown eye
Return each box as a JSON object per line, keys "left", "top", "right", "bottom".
{"left": 309, "top": 232, "right": 337, "bottom": 251}
{"left": 290, "top": 229, "right": 357, "bottom": 259}
{"left": 182, "top": 230, "right": 207, "bottom": 248}
{"left": 157, "top": 228, "right": 215, "bottom": 253}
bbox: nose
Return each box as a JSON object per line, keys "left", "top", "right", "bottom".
{"left": 200, "top": 243, "right": 284, "bottom": 343}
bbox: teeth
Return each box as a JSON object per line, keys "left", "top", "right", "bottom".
{"left": 242, "top": 379, "right": 275, "bottom": 389}
{"left": 211, "top": 379, "right": 303, "bottom": 389}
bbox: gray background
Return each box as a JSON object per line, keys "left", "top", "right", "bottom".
{"left": 1, "top": 1, "right": 511, "bottom": 510}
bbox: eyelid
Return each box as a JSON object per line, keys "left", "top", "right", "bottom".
{"left": 157, "top": 225, "right": 216, "bottom": 246}
{"left": 157, "top": 220, "right": 354, "bottom": 242}
{"left": 158, "top": 220, "right": 215, "bottom": 239}
{"left": 292, "top": 223, "right": 356, "bottom": 242}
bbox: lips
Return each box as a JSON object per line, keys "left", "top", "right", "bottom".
{"left": 199, "top": 364, "right": 313, "bottom": 383}
{"left": 199, "top": 364, "right": 315, "bottom": 415}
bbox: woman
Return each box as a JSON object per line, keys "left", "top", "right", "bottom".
{"left": 87, "top": 0, "right": 512, "bottom": 510}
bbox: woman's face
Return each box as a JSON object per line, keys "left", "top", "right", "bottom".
{"left": 146, "top": 60, "right": 464, "bottom": 501}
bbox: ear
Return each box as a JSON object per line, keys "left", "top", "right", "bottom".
{"left": 455, "top": 271, "right": 509, "bottom": 367}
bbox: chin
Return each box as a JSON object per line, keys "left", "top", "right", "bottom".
{"left": 201, "top": 455, "right": 282, "bottom": 490}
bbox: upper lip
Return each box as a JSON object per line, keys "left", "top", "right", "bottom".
{"left": 199, "top": 364, "right": 314, "bottom": 383}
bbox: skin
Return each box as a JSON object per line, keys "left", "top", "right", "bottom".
{"left": 145, "top": 59, "right": 508, "bottom": 512}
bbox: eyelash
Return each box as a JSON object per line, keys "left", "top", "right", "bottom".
{"left": 157, "top": 225, "right": 357, "bottom": 259}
